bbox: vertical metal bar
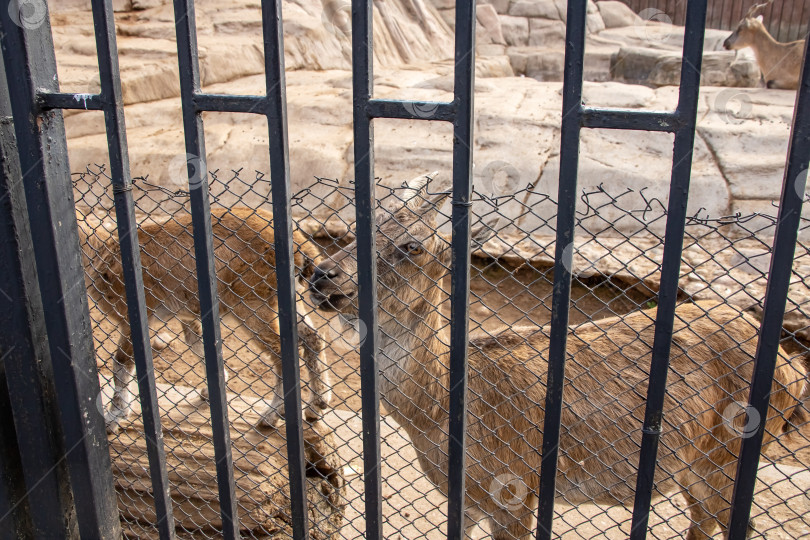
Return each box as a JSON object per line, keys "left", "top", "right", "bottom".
{"left": 445, "top": 0, "right": 476, "bottom": 538}
{"left": 535, "top": 0, "right": 587, "bottom": 537}
{"left": 0, "top": 376, "right": 31, "bottom": 540}
{"left": 171, "top": 1, "right": 238, "bottom": 537}
{"left": 0, "top": 55, "right": 76, "bottom": 538}
{"left": 261, "top": 0, "right": 309, "bottom": 538}
{"left": 89, "top": 0, "right": 176, "bottom": 537}
{"left": 0, "top": 6, "right": 120, "bottom": 538}
{"left": 629, "top": 1, "right": 707, "bottom": 538}
{"left": 727, "top": 34, "right": 810, "bottom": 540}
{"left": 351, "top": 0, "right": 383, "bottom": 538}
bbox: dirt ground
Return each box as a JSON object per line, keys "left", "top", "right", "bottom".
{"left": 91, "top": 256, "right": 810, "bottom": 537}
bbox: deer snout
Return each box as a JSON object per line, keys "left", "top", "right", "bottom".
{"left": 723, "top": 35, "right": 736, "bottom": 50}
{"left": 309, "top": 260, "right": 355, "bottom": 312}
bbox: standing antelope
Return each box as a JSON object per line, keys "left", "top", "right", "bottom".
{"left": 309, "top": 174, "right": 807, "bottom": 539}
{"left": 723, "top": 0, "right": 804, "bottom": 89}
{"left": 80, "top": 207, "right": 333, "bottom": 432}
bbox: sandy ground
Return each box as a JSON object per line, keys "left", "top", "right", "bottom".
{"left": 91, "top": 258, "right": 810, "bottom": 538}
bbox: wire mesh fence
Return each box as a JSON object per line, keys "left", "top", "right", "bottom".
{"left": 73, "top": 166, "right": 810, "bottom": 539}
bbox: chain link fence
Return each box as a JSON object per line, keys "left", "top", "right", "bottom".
{"left": 73, "top": 166, "right": 810, "bottom": 539}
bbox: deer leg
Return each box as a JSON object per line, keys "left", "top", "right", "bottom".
{"left": 105, "top": 323, "right": 136, "bottom": 434}
{"left": 488, "top": 492, "right": 538, "bottom": 540}
{"left": 182, "top": 318, "right": 204, "bottom": 357}
{"left": 298, "top": 314, "right": 332, "bottom": 420}
{"left": 682, "top": 459, "right": 741, "bottom": 540}
{"left": 256, "top": 332, "right": 286, "bottom": 428}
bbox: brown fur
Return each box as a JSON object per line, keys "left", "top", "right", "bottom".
{"left": 78, "top": 207, "right": 332, "bottom": 431}
{"left": 723, "top": 2, "right": 803, "bottom": 90}
{"left": 309, "top": 175, "right": 808, "bottom": 539}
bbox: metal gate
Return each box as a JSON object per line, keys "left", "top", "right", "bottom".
{"left": 0, "top": 0, "right": 809, "bottom": 538}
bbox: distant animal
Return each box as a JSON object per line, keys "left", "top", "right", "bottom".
{"left": 723, "top": 0, "right": 804, "bottom": 89}
{"left": 79, "top": 207, "right": 332, "bottom": 432}
{"left": 309, "top": 172, "right": 808, "bottom": 540}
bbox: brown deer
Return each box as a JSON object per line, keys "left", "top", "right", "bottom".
{"left": 79, "top": 207, "right": 333, "bottom": 432}
{"left": 723, "top": 0, "right": 804, "bottom": 89}
{"left": 309, "top": 174, "right": 808, "bottom": 539}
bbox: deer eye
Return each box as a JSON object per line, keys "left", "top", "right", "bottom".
{"left": 403, "top": 241, "right": 423, "bottom": 256}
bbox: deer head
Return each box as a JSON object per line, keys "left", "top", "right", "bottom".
{"left": 309, "top": 172, "right": 494, "bottom": 327}
{"left": 723, "top": 0, "right": 773, "bottom": 50}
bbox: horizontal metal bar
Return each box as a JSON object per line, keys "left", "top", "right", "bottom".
{"left": 366, "top": 98, "right": 455, "bottom": 121}
{"left": 581, "top": 107, "right": 680, "bottom": 132}
{"left": 38, "top": 91, "right": 105, "bottom": 111}
{"left": 192, "top": 93, "right": 268, "bottom": 114}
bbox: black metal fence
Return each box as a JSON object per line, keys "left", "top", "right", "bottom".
{"left": 1, "top": 0, "right": 810, "bottom": 539}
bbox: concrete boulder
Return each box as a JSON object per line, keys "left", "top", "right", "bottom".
{"left": 610, "top": 47, "right": 760, "bottom": 87}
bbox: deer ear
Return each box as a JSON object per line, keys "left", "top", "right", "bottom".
{"left": 756, "top": 14, "right": 763, "bottom": 22}
{"left": 402, "top": 171, "right": 438, "bottom": 208}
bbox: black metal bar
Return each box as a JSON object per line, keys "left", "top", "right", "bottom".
{"left": 535, "top": 0, "right": 589, "bottom": 536}
{"left": 193, "top": 93, "right": 268, "bottom": 115}
{"left": 171, "top": 1, "right": 239, "bottom": 537}
{"left": 0, "top": 6, "right": 120, "bottom": 539}
{"left": 629, "top": 1, "right": 708, "bottom": 538}
{"left": 445, "top": 1, "right": 476, "bottom": 539}
{"left": 89, "top": 0, "right": 176, "bottom": 537}
{"left": 0, "top": 56, "right": 76, "bottom": 538}
{"left": 366, "top": 99, "right": 455, "bottom": 122}
{"left": 261, "top": 0, "right": 309, "bottom": 538}
{"left": 581, "top": 108, "right": 680, "bottom": 132}
{"left": 38, "top": 91, "right": 104, "bottom": 111}
{"left": 0, "top": 375, "right": 31, "bottom": 540}
{"left": 727, "top": 33, "right": 810, "bottom": 540}
{"left": 351, "top": 0, "right": 382, "bottom": 538}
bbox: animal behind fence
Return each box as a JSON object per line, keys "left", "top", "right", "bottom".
{"left": 72, "top": 169, "right": 810, "bottom": 538}
{"left": 78, "top": 206, "right": 333, "bottom": 433}
{"left": 309, "top": 173, "right": 809, "bottom": 540}
{"left": 723, "top": 0, "right": 804, "bottom": 89}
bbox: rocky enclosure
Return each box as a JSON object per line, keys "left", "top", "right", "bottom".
{"left": 57, "top": 0, "right": 810, "bottom": 323}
